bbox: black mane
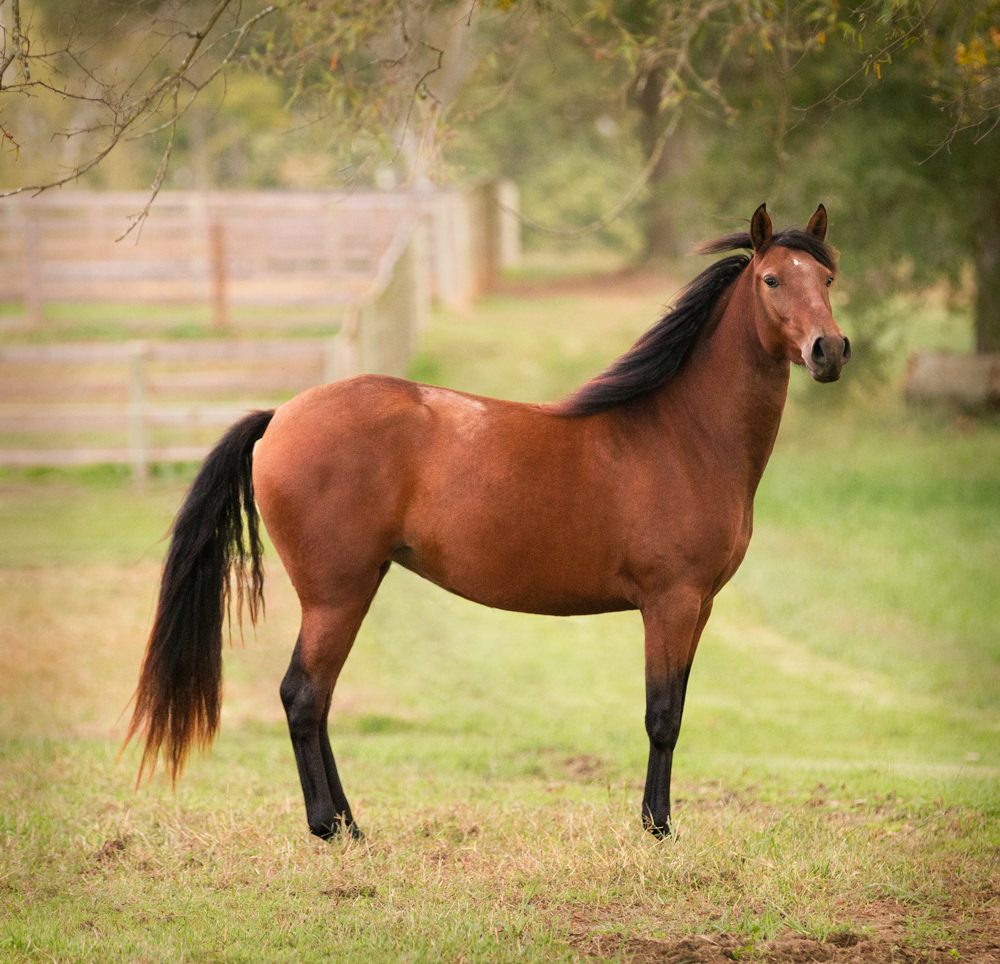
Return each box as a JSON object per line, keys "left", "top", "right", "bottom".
{"left": 555, "top": 228, "right": 836, "bottom": 418}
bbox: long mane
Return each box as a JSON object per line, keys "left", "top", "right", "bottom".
{"left": 554, "top": 228, "right": 836, "bottom": 418}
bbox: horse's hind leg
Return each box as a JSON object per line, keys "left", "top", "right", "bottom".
{"left": 280, "top": 631, "right": 356, "bottom": 840}
{"left": 280, "top": 567, "right": 388, "bottom": 839}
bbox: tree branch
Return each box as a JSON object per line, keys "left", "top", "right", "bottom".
{"left": 0, "top": 1, "right": 277, "bottom": 216}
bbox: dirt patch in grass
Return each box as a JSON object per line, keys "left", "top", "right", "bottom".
{"left": 564, "top": 754, "right": 607, "bottom": 781}
{"left": 580, "top": 927, "right": 1000, "bottom": 963}
{"left": 570, "top": 888, "right": 1000, "bottom": 964}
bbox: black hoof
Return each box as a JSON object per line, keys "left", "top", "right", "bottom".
{"left": 312, "top": 818, "right": 364, "bottom": 842}
{"left": 642, "top": 815, "right": 677, "bottom": 840}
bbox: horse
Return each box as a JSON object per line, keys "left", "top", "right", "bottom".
{"left": 126, "top": 203, "right": 849, "bottom": 839}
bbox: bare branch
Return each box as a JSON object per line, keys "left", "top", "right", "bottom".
{"left": 796, "top": 1, "right": 938, "bottom": 118}
{"left": 117, "top": 85, "right": 180, "bottom": 242}
{"left": 0, "top": 2, "right": 277, "bottom": 205}
{"left": 11, "top": 0, "right": 29, "bottom": 82}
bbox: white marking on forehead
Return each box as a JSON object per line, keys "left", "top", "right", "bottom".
{"left": 792, "top": 256, "right": 803, "bottom": 267}
{"left": 418, "top": 384, "right": 487, "bottom": 440}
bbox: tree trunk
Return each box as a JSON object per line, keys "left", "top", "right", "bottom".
{"left": 635, "top": 66, "right": 682, "bottom": 261}
{"left": 973, "top": 180, "right": 1000, "bottom": 354}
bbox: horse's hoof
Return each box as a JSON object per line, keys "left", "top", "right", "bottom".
{"left": 312, "top": 818, "right": 364, "bottom": 842}
{"left": 642, "top": 817, "right": 677, "bottom": 840}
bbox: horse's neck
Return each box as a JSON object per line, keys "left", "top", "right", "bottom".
{"left": 660, "top": 269, "right": 791, "bottom": 495}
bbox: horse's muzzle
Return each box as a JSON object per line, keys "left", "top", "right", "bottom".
{"left": 806, "top": 334, "right": 851, "bottom": 382}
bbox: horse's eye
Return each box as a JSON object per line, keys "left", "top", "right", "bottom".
{"left": 826, "top": 276, "right": 834, "bottom": 287}
{"left": 764, "top": 276, "right": 779, "bottom": 289}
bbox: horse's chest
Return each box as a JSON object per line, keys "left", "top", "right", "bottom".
{"left": 711, "top": 508, "right": 753, "bottom": 592}
{"left": 661, "top": 494, "right": 753, "bottom": 594}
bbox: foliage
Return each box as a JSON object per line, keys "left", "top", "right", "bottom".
{"left": 447, "top": 12, "right": 646, "bottom": 251}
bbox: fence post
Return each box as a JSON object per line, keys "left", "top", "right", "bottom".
{"left": 209, "top": 219, "right": 228, "bottom": 330}
{"left": 128, "top": 341, "right": 150, "bottom": 488}
{"left": 444, "top": 190, "right": 473, "bottom": 313}
{"left": 24, "top": 213, "right": 42, "bottom": 328}
{"left": 334, "top": 306, "right": 359, "bottom": 380}
{"left": 323, "top": 335, "right": 341, "bottom": 383}
{"left": 408, "top": 222, "right": 430, "bottom": 334}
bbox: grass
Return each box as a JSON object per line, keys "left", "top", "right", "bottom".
{"left": 1, "top": 273, "right": 998, "bottom": 962}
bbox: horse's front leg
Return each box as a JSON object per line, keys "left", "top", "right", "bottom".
{"left": 641, "top": 592, "right": 713, "bottom": 837}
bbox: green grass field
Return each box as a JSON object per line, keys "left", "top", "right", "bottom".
{"left": 1, "top": 275, "right": 998, "bottom": 963}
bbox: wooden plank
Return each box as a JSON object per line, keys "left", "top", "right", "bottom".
{"left": 0, "top": 343, "right": 133, "bottom": 363}
{"left": 149, "top": 339, "right": 326, "bottom": 362}
{"left": 0, "top": 339, "right": 329, "bottom": 365}
{"left": 0, "top": 447, "right": 211, "bottom": 466}
{"left": 0, "top": 402, "right": 281, "bottom": 430}
{"left": 145, "top": 370, "right": 318, "bottom": 396}
{"left": 127, "top": 342, "right": 149, "bottom": 486}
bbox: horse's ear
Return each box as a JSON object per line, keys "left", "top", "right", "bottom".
{"left": 806, "top": 203, "right": 828, "bottom": 241}
{"left": 750, "top": 203, "right": 772, "bottom": 252}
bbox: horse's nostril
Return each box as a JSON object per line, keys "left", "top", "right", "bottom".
{"left": 811, "top": 337, "right": 827, "bottom": 364}
{"left": 842, "top": 336, "right": 851, "bottom": 362}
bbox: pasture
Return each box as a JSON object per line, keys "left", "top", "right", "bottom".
{"left": 1, "top": 272, "right": 999, "bottom": 962}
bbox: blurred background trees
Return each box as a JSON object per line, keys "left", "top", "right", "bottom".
{"left": 1, "top": 0, "right": 998, "bottom": 354}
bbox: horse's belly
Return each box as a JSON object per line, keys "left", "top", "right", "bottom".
{"left": 391, "top": 524, "right": 635, "bottom": 617}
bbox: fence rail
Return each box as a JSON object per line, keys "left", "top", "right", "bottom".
{"left": 0, "top": 337, "right": 339, "bottom": 482}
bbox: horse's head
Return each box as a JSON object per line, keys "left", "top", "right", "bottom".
{"left": 749, "top": 203, "right": 850, "bottom": 383}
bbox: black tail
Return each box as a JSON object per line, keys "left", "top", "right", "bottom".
{"left": 125, "top": 409, "right": 275, "bottom": 782}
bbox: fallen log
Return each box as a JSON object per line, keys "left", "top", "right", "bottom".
{"left": 904, "top": 351, "right": 1000, "bottom": 409}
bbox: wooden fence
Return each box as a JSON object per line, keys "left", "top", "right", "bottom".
{"left": 0, "top": 183, "right": 519, "bottom": 478}
{"left": 0, "top": 216, "right": 433, "bottom": 480}
{"left": 0, "top": 219, "right": 430, "bottom": 481}
{"left": 0, "top": 182, "right": 519, "bottom": 324}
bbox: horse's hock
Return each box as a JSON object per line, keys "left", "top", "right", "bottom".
{"left": 905, "top": 351, "right": 1000, "bottom": 410}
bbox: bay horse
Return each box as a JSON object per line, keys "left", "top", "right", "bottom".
{"left": 126, "top": 203, "right": 849, "bottom": 839}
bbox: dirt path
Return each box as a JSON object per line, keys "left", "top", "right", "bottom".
{"left": 581, "top": 924, "right": 1000, "bottom": 963}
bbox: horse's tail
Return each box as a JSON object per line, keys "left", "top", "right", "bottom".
{"left": 125, "top": 409, "right": 276, "bottom": 783}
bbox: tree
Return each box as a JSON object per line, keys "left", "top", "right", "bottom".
{"left": 2, "top": 0, "right": 999, "bottom": 350}
{"left": 0, "top": 0, "right": 477, "bottom": 229}
{"left": 0, "top": 2, "right": 278, "bottom": 210}
{"left": 492, "top": 0, "right": 1000, "bottom": 350}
